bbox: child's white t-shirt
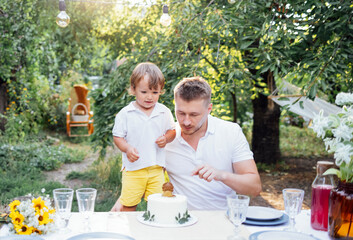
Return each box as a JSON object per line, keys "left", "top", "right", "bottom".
{"left": 112, "top": 102, "right": 175, "bottom": 171}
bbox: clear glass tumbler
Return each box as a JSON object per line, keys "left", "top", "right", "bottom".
{"left": 227, "top": 194, "right": 250, "bottom": 240}
{"left": 283, "top": 188, "right": 304, "bottom": 232}
{"left": 76, "top": 188, "right": 97, "bottom": 232}
{"left": 53, "top": 188, "right": 74, "bottom": 232}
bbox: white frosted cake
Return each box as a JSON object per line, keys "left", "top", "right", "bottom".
{"left": 147, "top": 193, "right": 188, "bottom": 224}
{"left": 143, "top": 182, "right": 190, "bottom": 225}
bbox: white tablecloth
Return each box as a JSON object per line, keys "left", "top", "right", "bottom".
{"left": 0, "top": 210, "right": 330, "bottom": 240}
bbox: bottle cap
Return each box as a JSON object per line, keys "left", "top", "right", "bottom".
{"left": 317, "top": 161, "right": 335, "bottom": 175}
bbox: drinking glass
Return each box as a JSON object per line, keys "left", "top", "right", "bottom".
{"left": 53, "top": 188, "right": 74, "bottom": 232}
{"left": 227, "top": 194, "right": 250, "bottom": 240}
{"left": 283, "top": 188, "right": 304, "bottom": 232}
{"left": 76, "top": 188, "right": 97, "bottom": 232}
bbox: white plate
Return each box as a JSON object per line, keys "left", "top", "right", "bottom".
{"left": 136, "top": 212, "right": 198, "bottom": 228}
{"left": 246, "top": 206, "right": 283, "bottom": 220}
{"left": 249, "top": 230, "right": 320, "bottom": 240}
{"left": 66, "top": 232, "right": 135, "bottom": 240}
{"left": 0, "top": 236, "right": 44, "bottom": 240}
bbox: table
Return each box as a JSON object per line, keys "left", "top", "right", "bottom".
{"left": 0, "top": 210, "right": 330, "bottom": 240}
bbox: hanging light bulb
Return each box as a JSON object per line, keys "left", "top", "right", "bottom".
{"left": 56, "top": 0, "right": 70, "bottom": 28}
{"left": 160, "top": 5, "right": 172, "bottom": 27}
{"left": 228, "top": 0, "right": 236, "bottom": 4}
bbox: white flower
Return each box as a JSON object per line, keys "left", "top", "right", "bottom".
{"left": 335, "top": 92, "right": 353, "bottom": 106}
{"left": 332, "top": 122, "right": 353, "bottom": 142}
{"left": 311, "top": 110, "right": 330, "bottom": 138}
{"left": 324, "top": 138, "right": 336, "bottom": 152}
{"left": 312, "top": 92, "right": 353, "bottom": 181}
{"left": 334, "top": 143, "right": 353, "bottom": 166}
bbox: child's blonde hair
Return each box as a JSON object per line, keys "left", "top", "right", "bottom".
{"left": 129, "top": 62, "right": 165, "bottom": 94}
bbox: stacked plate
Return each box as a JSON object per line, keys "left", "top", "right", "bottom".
{"left": 244, "top": 206, "right": 288, "bottom": 226}
{"left": 0, "top": 236, "right": 45, "bottom": 240}
{"left": 249, "top": 231, "right": 321, "bottom": 240}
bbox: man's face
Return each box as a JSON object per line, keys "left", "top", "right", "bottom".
{"left": 175, "top": 97, "right": 212, "bottom": 136}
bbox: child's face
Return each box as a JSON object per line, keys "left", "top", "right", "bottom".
{"left": 133, "top": 75, "right": 162, "bottom": 112}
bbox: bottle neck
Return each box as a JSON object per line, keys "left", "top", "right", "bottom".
{"left": 317, "top": 161, "right": 334, "bottom": 175}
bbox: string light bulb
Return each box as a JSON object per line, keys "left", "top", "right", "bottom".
{"left": 228, "top": 0, "right": 236, "bottom": 4}
{"left": 56, "top": 0, "right": 70, "bottom": 28}
{"left": 160, "top": 5, "right": 171, "bottom": 27}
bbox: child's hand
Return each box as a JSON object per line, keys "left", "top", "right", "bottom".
{"left": 155, "top": 135, "right": 167, "bottom": 148}
{"left": 126, "top": 147, "right": 139, "bottom": 162}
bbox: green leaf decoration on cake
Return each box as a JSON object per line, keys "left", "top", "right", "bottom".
{"left": 143, "top": 210, "right": 155, "bottom": 222}
{"left": 175, "top": 210, "right": 191, "bottom": 224}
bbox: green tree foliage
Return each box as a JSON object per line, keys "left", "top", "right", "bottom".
{"left": 91, "top": 0, "right": 352, "bottom": 162}
{"left": 289, "top": 1, "right": 353, "bottom": 98}
{"left": 0, "top": 0, "right": 116, "bottom": 140}
{"left": 1, "top": 0, "right": 351, "bottom": 163}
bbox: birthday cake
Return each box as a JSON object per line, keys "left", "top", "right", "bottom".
{"left": 144, "top": 182, "right": 190, "bottom": 225}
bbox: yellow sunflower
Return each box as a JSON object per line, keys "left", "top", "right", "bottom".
{"left": 49, "top": 208, "right": 56, "bottom": 214}
{"left": 9, "top": 200, "right": 21, "bottom": 212}
{"left": 37, "top": 211, "right": 50, "bottom": 225}
{"left": 15, "top": 224, "right": 34, "bottom": 235}
{"left": 9, "top": 211, "right": 24, "bottom": 225}
{"left": 32, "top": 197, "right": 47, "bottom": 212}
{"left": 32, "top": 228, "right": 42, "bottom": 235}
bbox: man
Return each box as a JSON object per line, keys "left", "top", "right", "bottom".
{"left": 165, "top": 76, "right": 262, "bottom": 210}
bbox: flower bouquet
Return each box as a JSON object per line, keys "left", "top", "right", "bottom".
{"left": 311, "top": 92, "right": 353, "bottom": 239}
{"left": 311, "top": 92, "right": 353, "bottom": 181}
{"left": 7, "top": 195, "right": 56, "bottom": 235}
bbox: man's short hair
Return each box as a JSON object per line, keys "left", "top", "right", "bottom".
{"left": 174, "top": 76, "right": 212, "bottom": 105}
{"left": 129, "top": 62, "right": 165, "bottom": 94}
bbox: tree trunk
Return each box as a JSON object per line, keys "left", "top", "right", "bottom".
{"left": 230, "top": 92, "right": 237, "bottom": 123}
{"left": 0, "top": 78, "right": 7, "bottom": 131}
{"left": 251, "top": 71, "right": 281, "bottom": 164}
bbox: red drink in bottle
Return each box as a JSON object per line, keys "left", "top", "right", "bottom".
{"left": 310, "top": 161, "right": 335, "bottom": 231}
{"left": 311, "top": 184, "right": 333, "bottom": 231}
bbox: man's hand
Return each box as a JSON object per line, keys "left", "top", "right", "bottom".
{"left": 191, "top": 164, "right": 226, "bottom": 182}
{"left": 155, "top": 135, "right": 167, "bottom": 148}
{"left": 126, "top": 146, "right": 139, "bottom": 162}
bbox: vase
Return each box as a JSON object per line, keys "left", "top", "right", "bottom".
{"left": 328, "top": 180, "right": 353, "bottom": 239}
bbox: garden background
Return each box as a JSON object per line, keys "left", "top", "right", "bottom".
{"left": 0, "top": 0, "right": 352, "bottom": 212}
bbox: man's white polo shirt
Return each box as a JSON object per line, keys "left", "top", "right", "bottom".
{"left": 165, "top": 115, "right": 253, "bottom": 210}
{"left": 112, "top": 102, "right": 175, "bottom": 171}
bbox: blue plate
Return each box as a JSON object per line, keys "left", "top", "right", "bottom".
{"left": 66, "top": 232, "right": 135, "bottom": 240}
{"left": 244, "top": 213, "right": 289, "bottom": 226}
{"left": 249, "top": 230, "right": 320, "bottom": 240}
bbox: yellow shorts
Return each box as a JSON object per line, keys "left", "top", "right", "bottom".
{"left": 119, "top": 165, "right": 164, "bottom": 207}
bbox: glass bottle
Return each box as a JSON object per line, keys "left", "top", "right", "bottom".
{"left": 328, "top": 180, "right": 353, "bottom": 239}
{"left": 311, "top": 161, "right": 336, "bottom": 231}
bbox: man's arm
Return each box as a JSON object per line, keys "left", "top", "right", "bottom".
{"left": 192, "top": 159, "right": 262, "bottom": 196}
